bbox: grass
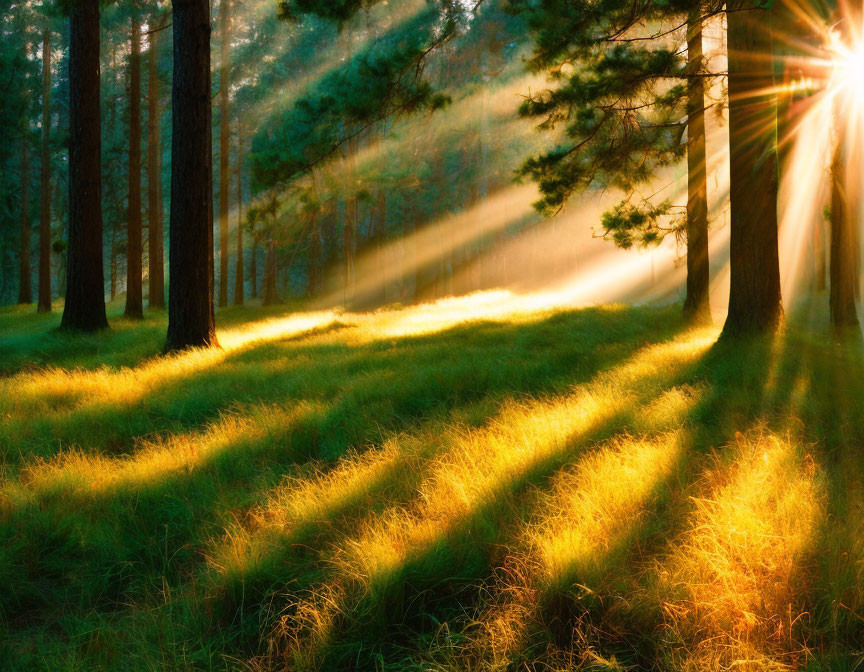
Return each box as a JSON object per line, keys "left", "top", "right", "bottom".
{"left": 1, "top": 294, "right": 863, "bottom": 671}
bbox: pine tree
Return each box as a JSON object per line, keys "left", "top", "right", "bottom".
{"left": 61, "top": 0, "right": 109, "bottom": 332}
{"left": 147, "top": 16, "right": 165, "bottom": 309}
{"left": 512, "top": 0, "right": 718, "bottom": 322}
{"left": 683, "top": 10, "right": 710, "bottom": 324}
{"left": 165, "top": 0, "right": 217, "bottom": 352}
{"left": 125, "top": 5, "right": 144, "bottom": 320}
{"left": 722, "top": 0, "right": 783, "bottom": 336}
{"left": 218, "top": 0, "right": 231, "bottom": 308}
{"left": 233, "top": 121, "right": 244, "bottom": 305}
{"left": 38, "top": 26, "right": 52, "bottom": 313}
{"left": 18, "top": 142, "right": 32, "bottom": 304}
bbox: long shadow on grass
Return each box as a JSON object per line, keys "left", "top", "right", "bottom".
{"left": 299, "top": 329, "right": 814, "bottom": 670}
{"left": 770, "top": 330, "right": 864, "bottom": 659}
{"left": 263, "top": 329, "right": 718, "bottom": 670}
{"left": 0, "top": 306, "right": 684, "bottom": 635}
{"left": 1, "top": 305, "right": 682, "bottom": 466}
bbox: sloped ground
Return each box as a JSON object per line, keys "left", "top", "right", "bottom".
{"left": 1, "top": 296, "right": 862, "bottom": 671}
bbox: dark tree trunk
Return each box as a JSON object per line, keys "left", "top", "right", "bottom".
{"left": 262, "top": 239, "right": 281, "bottom": 305}
{"left": 38, "top": 27, "right": 52, "bottom": 313}
{"left": 233, "top": 121, "right": 244, "bottom": 305}
{"left": 19, "top": 142, "right": 32, "bottom": 304}
{"left": 829, "top": 119, "right": 858, "bottom": 328}
{"left": 721, "top": 0, "right": 783, "bottom": 337}
{"left": 683, "top": 11, "right": 711, "bottom": 325}
{"left": 250, "top": 237, "right": 258, "bottom": 298}
{"left": 165, "top": 0, "right": 217, "bottom": 351}
{"left": 61, "top": 0, "right": 108, "bottom": 332}
{"left": 218, "top": 0, "right": 231, "bottom": 308}
{"left": 125, "top": 10, "right": 144, "bottom": 319}
{"left": 147, "top": 23, "right": 165, "bottom": 309}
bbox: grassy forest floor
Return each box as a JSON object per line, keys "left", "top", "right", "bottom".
{"left": 1, "top": 294, "right": 864, "bottom": 671}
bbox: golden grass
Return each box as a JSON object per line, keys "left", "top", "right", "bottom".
{"left": 258, "top": 329, "right": 716, "bottom": 667}
{"left": 650, "top": 431, "right": 826, "bottom": 671}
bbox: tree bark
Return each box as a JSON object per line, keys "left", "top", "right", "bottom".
{"left": 218, "top": 0, "right": 231, "bottom": 308}
{"left": 721, "top": 0, "right": 783, "bottom": 336}
{"left": 683, "top": 10, "right": 711, "bottom": 325}
{"left": 147, "top": 22, "right": 165, "bottom": 308}
{"left": 19, "top": 142, "right": 32, "bottom": 304}
{"left": 165, "top": 0, "right": 217, "bottom": 351}
{"left": 38, "top": 27, "right": 52, "bottom": 313}
{"left": 829, "top": 113, "right": 858, "bottom": 328}
{"left": 125, "top": 9, "right": 144, "bottom": 319}
{"left": 233, "top": 120, "right": 244, "bottom": 305}
{"left": 61, "top": 0, "right": 108, "bottom": 332}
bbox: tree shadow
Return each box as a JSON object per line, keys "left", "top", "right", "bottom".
{"left": 0, "top": 305, "right": 685, "bottom": 641}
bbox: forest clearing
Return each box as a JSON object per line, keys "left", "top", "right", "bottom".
{"left": 2, "top": 298, "right": 864, "bottom": 670}
{"left": 4, "top": 0, "right": 864, "bottom": 668}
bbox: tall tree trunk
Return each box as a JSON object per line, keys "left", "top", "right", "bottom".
{"left": 61, "top": 0, "right": 108, "bottom": 332}
{"left": 165, "top": 0, "right": 217, "bottom": 351}
{"left": 233, "top": 121, "right": 244, "bottom": 305}
{"left": 147, "top": 23, "right": 165, "bottom": 308}
{"left": 250, "top": 236, "right": 258, "bottom": 298}
{"left": 125, "top": 10, "right": 144, "bottom": 319}
{"left": 829, "top": 115, "right": 858, "bottom": 328}
{"left": 683, "top": 10, "right": 711, "bottom": 325}
{"left": 262, "top": 238, "right": 281, "bottom": 305}
{"left": 19, "top": 142, "right": 32, "bottom": 304}
{"left": 38, "top": 27, "right": 52, "bottom": 313}
{"left": 218, "top": 0, "right": 231, "bottom": 308}
{"left": 721, "top": 0, "right": 783, "bottom": 336}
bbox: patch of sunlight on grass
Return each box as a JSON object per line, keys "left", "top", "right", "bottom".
{"left": 266, "top": 328, "right": 717, "bottom": 666}
{"left": 0, "top": 293, "right": 647, "bottom": 447}
{"left": 472, "top": 388, "right": 703, "bottom": 669}
{"left": 209, "top": 433, "right": 433, "bottom": 584}
{"left": 650, "top": 431, "right": 826, "bottom": 671}
{"left": 0, "top": 402, "right": 323, "bottom": 513}
{"left": 534, "top": 433, "right": 687, "bottom": 591}
{"left": 3, "top": 311, "right": 341, "bottom": 420}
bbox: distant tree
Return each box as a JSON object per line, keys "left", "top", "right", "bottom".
{"left": 147, "top": 14, "right": 166, "bottom": 309}
{"left": 249, "top": 235, "right": 258, "bottom": 299}
{"left": 246, "top": 195, "right": 282, "bottom": 305}
{"left": 61, "top": 0, "right": 109, "bottom": 332}
{"left": 38, "top": 25, "right": 52, "bottom": 313}
{"left": 125, "top": 4, "right": 144, "bottom": 319}
{"left": 233, "top": 121, "right": 244, "bottom": 305}
{"left": 165, "top": 0, "right": 217, "bottom": 351}
{"left": 18, "top": 141, "right": 32, "bottom": 305}
{"left": 218, "top": 0, "right": 231, "bottom": 308}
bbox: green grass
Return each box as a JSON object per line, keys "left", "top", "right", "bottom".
{"left": 1, "top": 296, "right": 863, "bottom": 671}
